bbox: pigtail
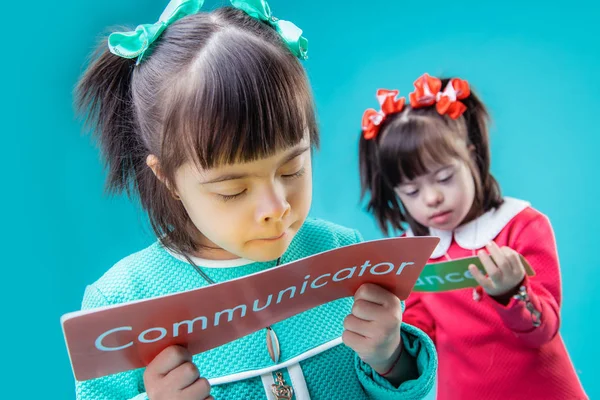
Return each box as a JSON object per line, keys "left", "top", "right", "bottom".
{"left": 75, "top": 36, "right": 147, "bottom": 196}
{"left": 359, "top": 133, "right": 404, "bottom": 235}
{"left": 75, "top": 38, "right": 194, "bottom": 252}
{"left": 460, "top": 90, "right": 504, "bottom": 212}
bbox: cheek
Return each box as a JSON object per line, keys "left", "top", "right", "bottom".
{"left": 291, "top": 164, "right": 313, "bottom": 206}
{"left": 453, "top": 170, "right": 476, "bottom": 206}
{"left": 408, "top": 202, "right": 427, "bottom": 221}
{"left": 462, "top": 169, "right": 476, "bottom": 196}
{"left": 398, "top": 196, "right": 422, "bottom": 219}
{"left": 181, "top": 196, "right": 212, "bottom": 228}
{"left": 300, "top": 174, "right": 312, "bottom": 202}
{"left": 189, "top": 202, "right": 247, "bottom": 249}
{"left": 287, "top": 176, "right": 312, "bottom": 217}
{"left": 181, "top": 194, "right": 238, "bottom": 235}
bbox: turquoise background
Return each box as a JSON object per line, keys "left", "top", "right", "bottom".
{"left": 3, "top": 0, "right": 597, "bottom": 398}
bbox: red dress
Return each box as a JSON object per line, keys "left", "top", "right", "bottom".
{"left": 403, "top": 197, "right": 587, "bottom": 400}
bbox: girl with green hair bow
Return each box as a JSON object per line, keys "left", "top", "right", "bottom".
{"left": 73, "top": 0, "right": 438, "bottom": 399}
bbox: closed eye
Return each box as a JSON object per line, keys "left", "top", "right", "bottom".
{"left": 438, "top": 174, "right": 454, "bottom": 183}
{"left": 217, "top": 190, "right": 247, "bottom": 202}
{"left": 282, "top": 168, "right": 306, "bottom": 179}
{"left": 400, "top": 187, "right": 419, "bottom": 197}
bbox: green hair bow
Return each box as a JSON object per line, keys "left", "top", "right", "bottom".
{"left": 108, "top": 0, "right": 308, "bottom": 64}
{"left": 229, "top": 0, "right": 307, "bottom": 60}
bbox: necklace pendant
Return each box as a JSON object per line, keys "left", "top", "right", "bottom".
{"left": 271, "top": 372, "right": 293, "bottom": 400}
{"left": 266, "top": 326, "right": 281, "bottom": 363}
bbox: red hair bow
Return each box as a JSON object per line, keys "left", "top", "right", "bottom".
{"left": 409, "top": 73, "right": 470, "bottom": 119}
{"left": 362, "top": 89, "right": 406, "bottom": 140}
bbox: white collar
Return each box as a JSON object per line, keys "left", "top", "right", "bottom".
{"left": 164, "top": 247, "right": 256, "bottom": 269}
{"left": 404, "top": 197, "right": 530, "bottom": 259}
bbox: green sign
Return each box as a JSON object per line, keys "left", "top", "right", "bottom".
{"left": 413, "top": 255, "right": 535, "bottom": 293}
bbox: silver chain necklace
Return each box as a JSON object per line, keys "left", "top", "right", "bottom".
{"left": 181, "top": 252, "right": 283, "bottom": 364}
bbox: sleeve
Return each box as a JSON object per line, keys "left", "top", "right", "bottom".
{"left": 351, "top": 229, "right": 365, "bottom": 245}
{"left": 354, "top": 312, "right": 438, "bottom": 400}
{"left": 75, "top": 285, "right": 148, "bottom": 400}
{"left": 481, "top": 213, "right": 561, "bottom": 348}
{"left": 402, "top": 293, "right": 437, "bottom": 344}
{"left": 347, "top": 229, "right": 437, "bottom": 398}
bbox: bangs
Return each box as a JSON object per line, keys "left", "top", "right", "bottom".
{"left": 160, "top": 28, "right": 317, "bottom": 173}
{"left": 378, "top": 113, "right": 467, "bottom": 187}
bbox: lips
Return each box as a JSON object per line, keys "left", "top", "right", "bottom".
{"left": 429, "top": 210, "right": 452, "bottom": 225}
{"left": 258, "top": 232, "right": 286, "bottom": 241}
{"left": 429, "top": 210, "right": 451, "bottom": 220}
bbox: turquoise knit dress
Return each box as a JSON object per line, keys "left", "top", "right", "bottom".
{"left": 75, "top": 218, "right": 437, "bottom": 399}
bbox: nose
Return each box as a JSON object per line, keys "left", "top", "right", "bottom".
{"left": 255, "top": 183, "right": 291, "bottom": 223}
{"left": 422, "top": 185, "right": 444, "bottom": 207}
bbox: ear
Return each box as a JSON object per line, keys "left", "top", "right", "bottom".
{"left": 146, "top": 155, "right": 180, "bottom": 200}
{"left": 146, "top": 154, "right": 163, "bottom": 181}
{"left": 467, "top": 144, "right": 478, "bottom": 164}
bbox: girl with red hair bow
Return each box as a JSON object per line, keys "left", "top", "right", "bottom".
{"left": 358, "top": 73, "right": 587, "bottom": 400}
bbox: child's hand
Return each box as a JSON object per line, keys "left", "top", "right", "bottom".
{"left": 342, "top": 283, "right": 403, "bottom": 375}
{"left": 143, "top": 345, "right": 212, "bottom": 400}
{"left": 469, "top": 241, "right": 526, "bottom": 297}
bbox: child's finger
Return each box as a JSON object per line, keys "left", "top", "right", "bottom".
{"left": 181, "top": 377, "right": 211, "bottom": 400}
{"left": 164, "top": 361, "right": 200, "bottom": 390}
{"left": 343, "top": 314, "right": 372, "bottom": 337}
{"left": 486, "top": 242, "right": 508, "bottom": 271}
{"left": 342, "top": 329, "right": 367, "bottom": 354}
{"left": 477, "top": 249, "right": 501, "bottom": 284}
{"left": 147, "top": 345, "right": 192, "bottom": 378}
{"left": 350, "top": 299, "right": 382, "bottom": 322}
{"left": 354, "top": 283, "right": 398, "bottom": 307}
{"left": 469, "top": 264, "right": 493, "bottom": 291}
{"left": 502, "top": 247, "right": 523, "bottom": 274}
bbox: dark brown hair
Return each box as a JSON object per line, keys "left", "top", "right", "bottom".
{"left": 359, "top": 78, "right": 502, "bottom": 236}
{"left": 76, "top": 7, "right": 318, "bottom": 253}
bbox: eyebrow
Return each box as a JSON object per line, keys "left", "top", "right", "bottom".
{"left": 200, "top": 145, "right": 311, "bottom": 184}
